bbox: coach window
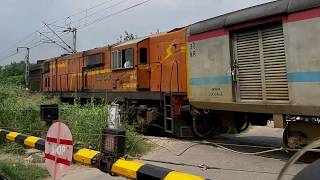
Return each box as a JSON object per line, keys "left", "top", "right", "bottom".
{"left": 140, "top": 48, "right": 148, "bottom": 64}
{"left": 48, "top": 77, "right": 50, "bottom": 87}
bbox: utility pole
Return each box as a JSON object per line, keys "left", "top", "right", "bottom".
{"left": 41, "top": 22, "right": 77, "bottom": 53}
{"left": 43, "top": 22, "right": 75, "bottom": 53}
{"left": 72, "top": 27, "right": 77, "bottom": 53}
{"left": 63, "top": 27, "right": 77, "bottom": 53}
{"left": 17, "top": 47, "right": 30, "bottom": 89}
{"left": 37, "top": 31, "right": 72, "bottom": 53}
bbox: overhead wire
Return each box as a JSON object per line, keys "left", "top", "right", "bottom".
{"left": 0, "top": 0, "right": 118, "bottom": 61}
{"left": 46, "top": 0, "right": 116, "bottom": 26}
{"left": 0, "top": 52, "right": 20, "bottom": 62}
{"left": 0, "top": 0, "right": 154, "bottom": 64}
{"left": 79, "top": 0, "right": 153, "bottom": 29}
{"left": 75, "top": 0, "right": 130, "bottom": 25}
{"left": 0, "top": 28, "right": 64, "bottom": 63}
{"left": 0, "top": 31, "right": 39, "bottom": 55}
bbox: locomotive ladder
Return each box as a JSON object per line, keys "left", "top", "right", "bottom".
{"left": 163, "top": 93, "right": 174, "bottom": 133}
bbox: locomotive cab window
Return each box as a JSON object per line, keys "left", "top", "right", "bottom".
{"left": 112, "top": 48, "right": 133, "bottom": 70}
{"left": 140, "top": 48, "right": 148, "bottom": 64}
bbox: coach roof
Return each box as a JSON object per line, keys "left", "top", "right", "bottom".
{"left": 189, "top": 0, "right": 320, "bottom": 35}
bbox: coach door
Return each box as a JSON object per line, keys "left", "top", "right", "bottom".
{"left": 232, "top": 24, "right": 289, "bottom": 103}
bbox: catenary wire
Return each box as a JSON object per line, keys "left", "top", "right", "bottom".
{"left": 75, "top": 0, "right": 130, "bottom": 25}
{"left": 46, "top": 0, "right": 116, "bottom": 26}
{"left": 79, "top": 0, "right": 153, "bottom": 29}
{"left": 0, "top": 0, "right": 154, "bottom": 63}
{"left": 0, "top": 0, "right": 117, "bottom": 60}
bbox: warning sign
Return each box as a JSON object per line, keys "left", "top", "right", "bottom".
{"left": 45, "top": 122, "right": 73, "bottom": 180}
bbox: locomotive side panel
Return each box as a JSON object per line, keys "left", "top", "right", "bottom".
{"left": 49, "top": 60, "right": 56, "bottom": 92}
{"left": 137, "top": 39, "right": 150, "bottom": 90}
{"left": 149, "top": 28, "right": 188, "bottom": 93}
{"left": 284, "top": 8, "right": 320, "bottom": 108}
{"left": 188, "top": 32, "right": 233, "bottom": 103}
{"left": 83, "top": 47, "right": 112, "bottom": 91}
{"left": 66, "top": 53, "right": 83, "bottom": 92}
{"left": 42, "top": 59, "right": 56, "bottom": 92}
{"left": 56, "top": 58, "right": 68, "bottom": 92}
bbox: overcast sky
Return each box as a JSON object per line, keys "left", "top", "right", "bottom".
{"left": 0, "top": 0, "right": 274, "bottom": 65}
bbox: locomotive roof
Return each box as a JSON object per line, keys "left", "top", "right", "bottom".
{"left": 113, "top": 31, "right": 169, "bottom": 48}
{"left": 189, "top": 0, "right": 320, "bottom": 35}
{"left": 114, "top": 37, "right": 149, "bottom": 48}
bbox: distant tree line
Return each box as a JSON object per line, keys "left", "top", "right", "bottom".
{"left": 0, "top": 61, "right": 25, "bottom": 85}
{"left": 118, "top": 31, "right": 138, "bottom": 43}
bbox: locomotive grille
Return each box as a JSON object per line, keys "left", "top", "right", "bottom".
{"left": 233, "top": 24, "right": 289, "bottom": 102}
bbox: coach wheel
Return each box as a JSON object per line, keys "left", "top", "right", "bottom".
{"left": 0, "top": 175, "right": 8, "bottom": 180}
{"left": 192, "top": 110, "right": 227, "bottom": 138}
{"left": 283, "top": 122, "right": 320, "bottom": 163}
{"left": 235, "top": 115, "right": 250, "bottom": 133}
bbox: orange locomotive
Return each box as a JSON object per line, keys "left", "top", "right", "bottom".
{"left": 40, "top": 28, "right": 193, "bottom": 137}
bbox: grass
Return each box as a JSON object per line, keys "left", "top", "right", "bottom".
{"left": 0, "top": 143, "right": 25, "bottom": 155}
{"left": 0, "top": 160, "right": 49, "bottom": 180}
{"left": 125, "top": 126, "right": 152, "bottom": 156}
{"left": 0, "top": 83, "right": 58, "bottom": 136}
{"left": 60, "top": 101, "right": 151, "bottom": 155}
{"left": 0, "top": 83, "right": 151, "bottom": 156}
{"left": 60, "top": 101, "right": 108, "bottom": 151}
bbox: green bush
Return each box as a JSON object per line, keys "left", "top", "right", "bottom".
{"left": 0, "top": 61, "right": 25, "bottom": 85}
{"left": 60, "top": 102, "right": 108, "bottom": 151}
{"left": 60, "top": 102, "right": 151, "bottom": 155}
{"left": 0, "top": 83, "right": 150, "bottom": 156}
{"left": 0, "top": 83, "right": 58, "bottom": 137}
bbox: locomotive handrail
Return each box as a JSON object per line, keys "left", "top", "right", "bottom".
{"left": 0, "top": 129, "right": 205, "bottom": 180}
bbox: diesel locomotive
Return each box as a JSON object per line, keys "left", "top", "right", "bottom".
{"left": 30, "top": 0, "right": 320, "bottom": 148}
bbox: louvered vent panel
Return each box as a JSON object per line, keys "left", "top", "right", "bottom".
{"left": 262, "top": 25, "right": 289, "bottom": 101}
{"left": 235, "top": 30, "right": 263, "bottom": 101}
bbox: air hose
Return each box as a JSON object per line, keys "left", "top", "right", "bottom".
{"left": 192, "top": 110, "right": 214, "bottom": 138}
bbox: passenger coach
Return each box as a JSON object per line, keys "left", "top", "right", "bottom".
{"left": 188, "top": 0, "right": 320, "bottom": 147}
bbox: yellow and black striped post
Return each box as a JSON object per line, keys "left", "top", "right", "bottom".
{"left": 0, "top": 129, "right": 205, "bottom": 180}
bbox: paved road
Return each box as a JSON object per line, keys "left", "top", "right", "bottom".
{"left": 62, "top": 126, "right": 307, "bottom": 180}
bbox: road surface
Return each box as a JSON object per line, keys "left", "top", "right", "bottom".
{"left": 61, "top": 126, "right": 307, "bottom": 180}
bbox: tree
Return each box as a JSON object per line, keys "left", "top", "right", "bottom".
{"left": 0, "top": 61, "right": 25, "bottom": 85}
{"left": 118, "top": 31, "right": 138, "bottom": 43}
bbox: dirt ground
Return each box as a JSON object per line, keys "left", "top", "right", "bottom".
{"left": 60, "top": 126, "right": 307, "bottom": 180}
